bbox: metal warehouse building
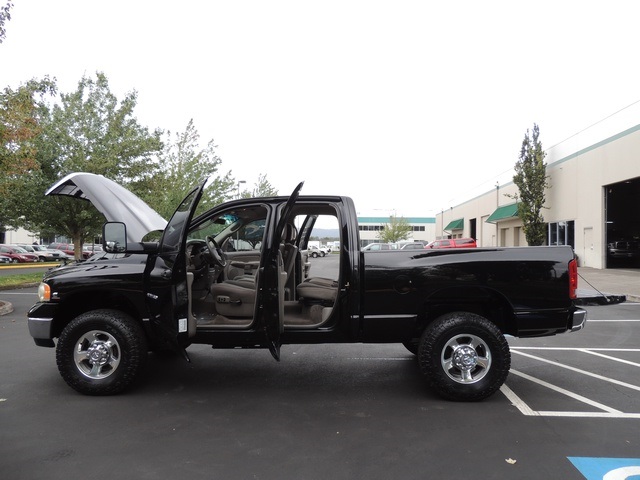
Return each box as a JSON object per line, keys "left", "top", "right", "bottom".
{"left": 435, "top": 111, "right": 640, "bottom": 270}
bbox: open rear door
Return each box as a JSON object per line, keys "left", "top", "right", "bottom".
{"left": 257, "top": 182, "right": 304, "bottom": 360}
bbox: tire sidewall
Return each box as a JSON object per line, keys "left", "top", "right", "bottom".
{"left": 418, "top": 312, "right": 511, "bottom": 401}
{"left": 56, "top": 309, "right": 148, "bottom": 395}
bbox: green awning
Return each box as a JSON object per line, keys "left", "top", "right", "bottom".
{"left": 444, "top": 218, "right": 464, "bottom": 230}
{"left": 487, "top": 203, "right": 519, "bottom": 223}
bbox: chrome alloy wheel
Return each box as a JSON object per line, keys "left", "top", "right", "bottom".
{"left": 441, "top": 334, "right": 492, "bottom": 384}
{"left": 74, "top": 330, "right": 121, "bottom": 379}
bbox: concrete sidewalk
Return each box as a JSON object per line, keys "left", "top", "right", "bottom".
{"left": 578, "top": 267, "right": 640, "bottom": 303}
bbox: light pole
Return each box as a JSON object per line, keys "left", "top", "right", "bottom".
{"left": 237, "top": 180, "right": 246, "bottom": 199}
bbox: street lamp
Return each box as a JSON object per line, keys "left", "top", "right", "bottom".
{"left": 237, "top": 180, "right": 246, "bottom": 199}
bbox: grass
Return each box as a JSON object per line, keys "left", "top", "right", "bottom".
{"left": 0, "top": 271, "right": 44, "bottom": 290}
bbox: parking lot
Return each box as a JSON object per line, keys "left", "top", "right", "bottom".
{"left": 1, "top": 281, "right": 639, "bottom": 479}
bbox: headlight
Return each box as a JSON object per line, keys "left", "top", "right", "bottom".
{"left": 38, "top": 283, "right": 51, "bottom": 302}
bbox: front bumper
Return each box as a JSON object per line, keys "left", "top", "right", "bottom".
{"left": 570, "top": 308, "right": 588, "bottom": 332}
{"left": 27, "top": 303, "right": 57, "bottom": 347}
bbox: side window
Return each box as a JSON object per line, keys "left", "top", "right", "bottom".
{"left": 188, "top": 205, "right": 267, "bottom": 252}
{"left": 161, "top": 187, "right": 200, "bottom": 253}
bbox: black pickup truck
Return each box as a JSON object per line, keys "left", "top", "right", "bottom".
{"left": 28, "top": 173, "right": 586, "bottom": 401}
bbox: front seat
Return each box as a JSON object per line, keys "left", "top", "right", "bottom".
{"left": 280, "top": 223, "right": 298, "bottom": 288}
{"left": 211, "top": 276, "right": 257, "bottom": 317}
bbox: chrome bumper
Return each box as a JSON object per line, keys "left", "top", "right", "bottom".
{"left": 570, "top": 308, "right": 588, "bottom": 332}
{"left": 28, "top": 316, "right": 55, "bottom": 347}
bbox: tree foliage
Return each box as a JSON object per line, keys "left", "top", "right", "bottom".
{"left": 378, "top": 215, "right": 412, "bottom": 243}
{"left": 5, "top": 73, "right": 164, "bottom": 258}
{"left": 0, "top": 78, "right": 56, "bottom": 176}
{"left": 512, "top": 123, "right": 549, "bottom": 246}
{"left": 240, "top": 173, "right": 279, "bottom": 198}
{"left": 0, "top": 1, "right": 12, "bottom": 44}
{"left": 2, "top": 72, "right": 279, "bottom": 257}
{"left": 139, "top": 119, "right": 235, "bottom": 220}
{"left": 0, "top": 78, "right": 56, "bottom": 229}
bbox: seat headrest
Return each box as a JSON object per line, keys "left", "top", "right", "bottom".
{"left": 283, "top": 223, "right": 297, "bottom": 243}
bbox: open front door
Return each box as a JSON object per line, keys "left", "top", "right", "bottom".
{"left": 146, "top": 181, "right": 206, "bottom": 357}
{"left": 257, "top": 182, "right": 304, "bottom": 361}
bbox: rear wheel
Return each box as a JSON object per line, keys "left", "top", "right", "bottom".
{"left": 56, "top": 309, "right": 148, "bottom": 395}
{"left": 418, "top": 312, "right": 510, "bottom": 401}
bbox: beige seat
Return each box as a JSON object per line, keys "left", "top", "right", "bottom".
{"left": 211, "top": 276, "right": 257, "bottom": 317}
{"left": 280, "top": 223, "right": 298, "bottom": 279}
{"left": 296, "top": 277, "right": 338, "bottom": 305}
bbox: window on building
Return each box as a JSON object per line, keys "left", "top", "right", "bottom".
{"left": 548, "top": 221, "right": 575, "bottom": 247}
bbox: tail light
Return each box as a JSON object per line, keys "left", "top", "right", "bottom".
{"left": 568, "top": 258, "right": 578, "bottom": 299}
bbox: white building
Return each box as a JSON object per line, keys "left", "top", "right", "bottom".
{"left": 0, "top": 226, "right": 38, "bottom": 245}
{"left": 436, "top": 118, "right": 640, "bottom": 269}
{"left": 358, "top": 216, "right": 436, "bottom": 249}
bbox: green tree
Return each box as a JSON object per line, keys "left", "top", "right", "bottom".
{"left": 240, "top": 173, "right": 279, "bottom": 198}
{"left": 0, "top": 78, "right": 56, "bottom": 176}
{"left": 10, "top": 73, "right": 164, "bottom": 258}
{"left": 378, "top": 215, "right": 412, "bottom": 243}
{"left": 0, "top": 1, "right": 12, "bottom": 44}
{"left": 140, "top": 119, "right": 235, "bottom": 220}
{"left": 0, "top": 78, "right": 56, "bottom": 229}
{"left": 512, "top": 123, "right": 549, "bottom": 246}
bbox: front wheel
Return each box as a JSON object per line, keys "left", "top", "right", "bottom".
{"left": 418, "top": 312, "right": 510, "bottom": 401}
{"left": 56, "top": 309, "right": 148, "bottom": 395}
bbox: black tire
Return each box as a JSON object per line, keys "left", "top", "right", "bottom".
{"left": 56, "top": 309, "right": 148, "bottom": 395}
{"left": 418, "top": 312, "right": 510, "bottom": 402}
{"left": 311, "top": 252, "right": 318, "bottom": 258}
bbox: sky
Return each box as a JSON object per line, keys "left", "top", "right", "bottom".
{"left": 2, "top": 1, "right": 640, "bottom": 218}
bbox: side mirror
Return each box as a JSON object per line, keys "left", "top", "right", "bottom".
{"left": 103, "top": 222, "right": 127, "bottom": 253}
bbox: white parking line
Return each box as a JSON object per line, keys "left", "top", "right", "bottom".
{"left": 579, "top": 349, "right": 640, "bottom": 368}
{"left": 505, "top": 369, "right": 622, "bottom": 413}
{"left": 511, "top": 350, "right": 640, "bottom": 392}
{"left": 587, "top": 319, "right": 640, "bottom": 322}
{"left": 504, "top": 347, "right": 640, "bottom": 418}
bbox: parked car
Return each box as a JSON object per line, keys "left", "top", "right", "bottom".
{"left": 48, "top": 242, "right": 92, "bottom": 259}
{"left": 607, "top": 240, "right": 639, "bottom": 266}
{"left": 361, "top": 242, "right": 395, "bottom": 251}
{"left": 425, "top": 238, "right": 477, "bottom": 249}
{"left": 0, "top": 245, "right": 39, "bottom": 263}
{"left": 17, "top": 244, "right": 71, "bottom": 262}
{"left": 400, "top": 241, "right": 427, "bottom": 250}
{"left": 0, "top": 254, "right": 12, "bottom": 264}
{"left": 308, "top": 245, "right": 330, "bottom": 257}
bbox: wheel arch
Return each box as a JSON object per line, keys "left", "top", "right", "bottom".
{"left": 51, "top": 289, "right": 146, "bottom": 340}
{"left": 418, "top": 285, "right": 517, "bottom": 338}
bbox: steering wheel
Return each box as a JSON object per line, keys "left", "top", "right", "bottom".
{"left": 205, "top": 235, "right": 227, "bottom": 269}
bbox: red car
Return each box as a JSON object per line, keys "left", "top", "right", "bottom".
{"left": 425, "top": 238, "right": 477, "bottom": 249}
{"left": 48, "top": 243, "right": 93, "bottom": 260}
{"left": 0, "top": 244, "right": 39, "bottom": 263}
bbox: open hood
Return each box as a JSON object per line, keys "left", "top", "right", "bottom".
{"left": 46, "top": 172, "right": 168, "bottom": 243}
